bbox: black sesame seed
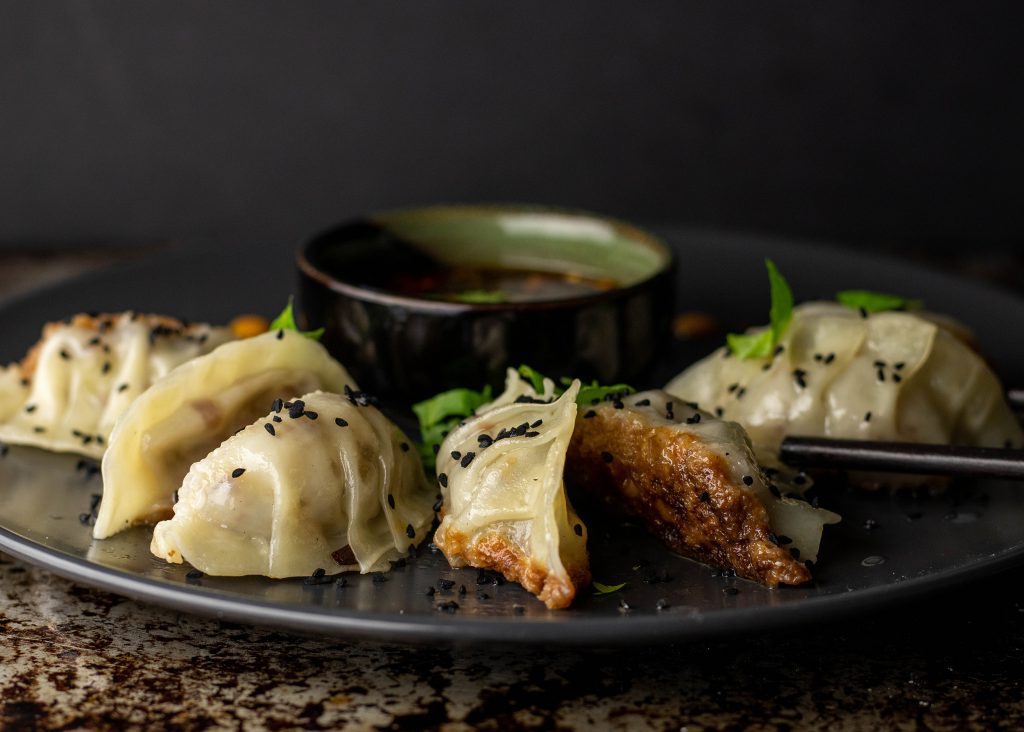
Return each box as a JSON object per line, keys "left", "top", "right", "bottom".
{"left": 231, "top": 468, "right": 245, "bottom": 478}
{"left": 272, "top": 415, "right": 282, "bottom": 422}
{"left": 406, "top": 523, "right": 415, "bottom": 539}
{"left": 583, "top": 410, "right": 596, "bottom": 419}
{"left": 59, "top": 349, "right": 70, "bottom": 360}
{"left": 894, "top": 362, "right": 905, "bottom": 370}
{"left": 451, "top": 450, "right": 462, "bottom": 460}
{"left": 387, "top": 494, "right": 396, "bottom": 509}
{"left": 186, "top": 569, "right": 204, "bottom": 581}
{"left": 789, "top": 547, "right": 801, "bottom": 559}
{"left": 742, "top": 475, "right": 754, "bottom": 486}
{"left": 769, "top": 484, "right": 782, "bottom": 499}
{"left": 101, "top": 361, "right": 111, "bottom": 374}
{"left": 438, "top": 578, "right": 455, "bottom": 591}
{"left": 892, "top": 373, "right": 902, "bottom": 383}
{"left": 601, "top": 451, "right": 614, "bottom": 463}
{"left": 33, "top": 426, "right": 45, "bottom": 433}
{"left": 271, "top": 398, "right": 283, "bottom": 413}
{"left": 613, "top": 400, "right": 624, "bottom": 409}
{"left": 460, "top": 452, "right": 476, "bottom": 468}
{"left": 864, "top": 411, "right": 872, "bottom": 422}
{"left": 117, "top": 383, "right": 129, "bottom": 393}
{"left": 458, "top": 584, "right": 467, "bottom": 596}
{"left": 276, "top": 329, "right": 284, "bottom": 340}
{"left": 685, "top": 413, "right": 701, "bottom": 424}
{"left": 774, "top": 344, "right": 785, "bottom": 356}
{"left": 432, "top": 497, "right": 443, "bottom": 512}
{"left": 477, "top": 434, "right": 493, "bottom": 447}
{"left": 438, "top": 473, "right": 448, "bottom": 488}
{"left": 813, "top": 353, "right": 822, "bottom": 362}
{"left": 762, "top": 363, "right": 771, "bottom": 371}
{"left": 736, "top": 387, "right": 746, "bottom": 398}
{"left": 514, "top": 422, "right": 529, "bottom": 436}
{"left": 78, "top": 513, "right": 94, "bottom": 526}
{"left": 573, "top": 523, "right": 583, "bottom": 537}
{"left": 876, "top": 368, "right": 885, "bottom": 382}
{"left": 335, "top": 417, "right": 348, "bottom": 427}
{"left": 873, "top": 360, "right": 887, "bottom": 368}
{"left": 264, "top": 423, "right": 276, "bottom": 436}
{"left": 400, "top": 442, "right": 410, "bottom": 452}
{"left": 24, "top": 404, "right": 36, "bottom": 413}
{"left": 793, "top": 369, "right": 807, "bottom": 389}
{"left": 87, "top": 336, "right": 101, "bottom": 346}
{"left": 530, "top": 419, "right": 543, "bottom": 428}
{"left": 288, "top": 401, "right": 306, "bottom": 419}
{"left": 699, "top": 491, "right": 710, "bottom": 503}
{"left": 714, "top": 407, "right": 724, "bottom": 417}
{"left": 727, "top": 383, "right": 738, "bottom": 393}
{"left": 859, "top": 307, "right": 868, "bottom": 319}
{"left": 777, "top": 534, "right": 793, "bottom": 545}
{"left": 824, "top": 352, "right": 836, "bottom": 364}
{"left": 304, "top": 410, "right": 319, "bottom": 420}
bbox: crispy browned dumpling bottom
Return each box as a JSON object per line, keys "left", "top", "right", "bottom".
{"left": 566, "top": 406, "right": 811, "bottom": 588}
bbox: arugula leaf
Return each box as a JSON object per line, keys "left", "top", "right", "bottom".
{"left": 269, "top": 297, "right": 325, "bottom": 341}
{"left": 519, "top": 364, "right": 634, "bottom": 405}
{"left": 836, "top": 289, "right": 922, "bottom": 313}
{"left": 727, "top": 259, "right": 793, "bottom": 359}
{"left": 412, "top": 385, "right": 493, "bottom": 472}
{"left": 592, "top": 581, "right": 627, "bottom": 596}
{"left": 517, "top": 364, "right": 547, "bottom": 394}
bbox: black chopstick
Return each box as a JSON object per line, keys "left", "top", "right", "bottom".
{"left": 780, "top": 437, "right": 1024, "bottom": 480}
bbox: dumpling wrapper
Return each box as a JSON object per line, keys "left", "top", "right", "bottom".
{"left": 566, "top": 390, "right": 840, "bottom": 587}
{"left": 95, "top": 329, "right": 356, "bottom": 539}
{"left": 434, "top": 370, "right": 591, "bottom": 609}
{"left": 666, "top": 303, "right": 1024, "bottom": 466}
{"left": 151, "top": 390, "right": 434, "bottom": 577}
{"left": 0, "top": 313, "right": 232, "bottom": 458}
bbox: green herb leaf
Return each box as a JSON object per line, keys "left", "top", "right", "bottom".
{"left": 269, "top": 297, "right": 325, "bottom": 341}
{"left": 836, "top": 289, "right": 922, "bottom": 313}
{"left": 452, "top": 290, "right": 506, "bottom": 304}
{"left": 576, "top": 382, "right": 636, "bottom": 405}
{"left": 727, "top": 259, "right": 793, "bottom": 359}
{"left": 516, "top": 364, "right": 548, "bottom": 394}
{"left": 592, "top": 581, "right": 627, "bottom": 595}
{"left": 726, "top": 329, "right": 773, "bottom": 360}
{"left": 412, "top": 385, "right": 493, "bottom": 472}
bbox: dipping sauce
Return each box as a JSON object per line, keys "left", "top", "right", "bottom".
{"left": 390, "top": 266, "right": 618, "bottom": 304}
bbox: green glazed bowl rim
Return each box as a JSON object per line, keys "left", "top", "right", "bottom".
{"left": 297, "top": 203, "right": 675, "bottom": 314}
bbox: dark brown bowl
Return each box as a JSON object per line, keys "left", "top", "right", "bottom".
{"left": 297, "top": 204, "right": 675, "bottom": 404}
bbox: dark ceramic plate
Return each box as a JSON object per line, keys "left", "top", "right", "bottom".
{"left": 1, "top": 231, "right": 1022, "bottom": 646}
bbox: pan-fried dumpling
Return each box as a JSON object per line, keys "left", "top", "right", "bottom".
{"left": 0, "top": 313, "right": 233, "bottom": 458}
{"left": 666, "top": 303, "right": 1024, "bottom": 464}
{"left": 433, "top": 370, "right": 590, "bottom": 609}
{"left": 151, "top": 390, "right": 433, "bottom": 577}
{"left": 566, "top": 390, "right": 840, "bottom": 586}
{"left": 95, "top": 329, "right": 356, "bottom": 539}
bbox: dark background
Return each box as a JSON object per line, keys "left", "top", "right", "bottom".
{"left": 1, "top": 1, "right": 1022, "bottom": 252}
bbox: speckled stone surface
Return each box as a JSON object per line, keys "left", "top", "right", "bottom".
{"left": 3, "top": 551, "right": 1024, "bottom": 731}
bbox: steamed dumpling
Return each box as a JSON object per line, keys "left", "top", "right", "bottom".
{"left": 433, "top": 370, "right": 590, "bottom": 609}
{"left": 566, "top": 390, "right": 839, "bottom": 586}
{"left": 0, "top": 313, "right": 232, "bottom": 458}
{"left": 151, "top": 391, "right": 433, "bottom": 577}
{"left": 666, "top": 303, "right": 1024, "bottom": 463}
{"left": 95, "top": 329, "right": 356, "bottom": 538}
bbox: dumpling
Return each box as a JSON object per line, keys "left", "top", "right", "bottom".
{"left": 666, "top": 302, "right": 1024, "bottom": 464}
{"left": 433, "top": 370, "right": 591, "bottom": 609}
{"left": 151, "top": 390, "right": 433, "bottom": 577}
{"left": 94, "top": 329, "right": 356, "bottom": 539}
{"left": 0, "top": 313, "right": 233, "bottom": 458}
{"left": 566, "top": 390, "right": 839, "bottom": 587}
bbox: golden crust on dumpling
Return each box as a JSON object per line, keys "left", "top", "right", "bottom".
{"left": 567, "top": 399, "right": 817, "bottom": 588}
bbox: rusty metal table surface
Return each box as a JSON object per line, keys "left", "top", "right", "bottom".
{"left": 2, "top": 244, "right": 1024, "bottom": 731}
